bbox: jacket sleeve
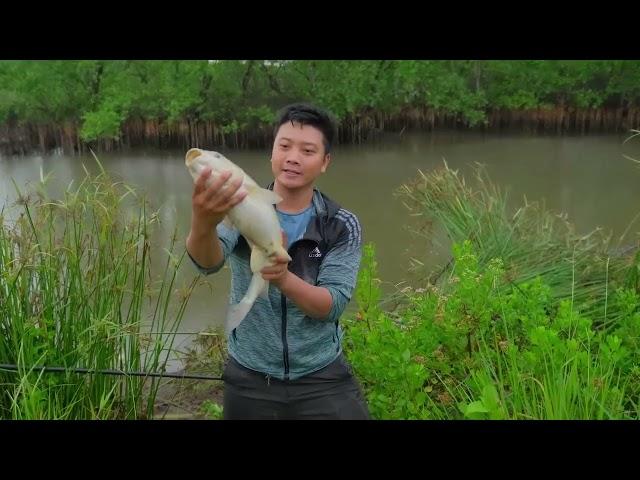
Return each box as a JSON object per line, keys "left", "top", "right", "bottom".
{"left": 315, "top": 210, "right": 362, "bottom": 323}
{"left": 187, "top": 222, "right": 240, "bottom": 275}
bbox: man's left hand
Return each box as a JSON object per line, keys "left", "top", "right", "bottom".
{"left": 261, "top": 231, "right": 290, "bottom": 288}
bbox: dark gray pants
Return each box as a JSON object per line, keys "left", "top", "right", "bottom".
{"left": 221, "top": 353, "right": 371, "bottom": 420}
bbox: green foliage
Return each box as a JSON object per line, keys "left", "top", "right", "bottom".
{"left": 2, "top": 60, "right": 640, "bottom": 144}
{"left": 200, "top": 400, "right": 224, "bottom": 420}
{"left": 344, "top": 241, "right": 638, "bottom": 420}
{"left": 343, "top": 164, "right": 640, "bottom": 420}
{"left": 0, "top": 164, "right": 195, "bottom": 419}
{"left": 80, "top": 106, "right": 126, "bottom": 141}
{"left": 398, "top": 162, "right": 630, "bottom": 327}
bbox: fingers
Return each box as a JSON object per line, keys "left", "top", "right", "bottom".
{"left": 207, "top": 174, "right": 247, "bottom": 208}
{"left": 219, "top": 185, "right": 248, "bottom": 210}
{"left": 260, "top": 265, "right": 287, "bottom": 280}
{"left": 193, "top": 167, "right": 212, "bottom": 195}
{"left": 261, "top": 255, "right": 289, "bottom": 273}
{"left": 267, "top": 255, "right": 289, "bottom": 265}
{"left": 261, "top": 235, "right": 289, "bottom": 282}
{"left": 260, "top": 266, "right": 280, "bottom": 275}
{"left": 193, "top": 169, "right": 247, "bottom": 214}
{"left": 202, "top": 170, "right": 233, "bottom": 201}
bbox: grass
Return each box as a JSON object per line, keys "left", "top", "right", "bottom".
{"left": 345, "top": 240, "right": 640, "bottom": 420}
{"left": 397, "top": 161, "right": 638, "bottom": 329}
{"left": 0, "top": 160, "right": 196, "bottom": 419}
{"left": 342, "top": 163, "right": 640, "bottom": 420}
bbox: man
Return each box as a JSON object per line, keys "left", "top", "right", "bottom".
{"left": 186, "top": 103, "right": 370, "bottom": 420}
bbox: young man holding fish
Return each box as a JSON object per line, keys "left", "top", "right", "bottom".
{"left": 186, "top": 103, "right": 370, "bottom": 420}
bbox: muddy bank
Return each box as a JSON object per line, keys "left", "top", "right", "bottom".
{"left": 152, "top": 375, "right": 224, "bottom": 420}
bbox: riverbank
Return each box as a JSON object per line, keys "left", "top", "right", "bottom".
{"left": 2, "top": 106, "right": 639, "bottom": 156}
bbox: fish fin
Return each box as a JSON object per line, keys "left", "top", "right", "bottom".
{"left": 273, "top": 244, "right": 292, "bottom": 262}
{"left": 246, "top": 184, "right": 283, "bottom": 205}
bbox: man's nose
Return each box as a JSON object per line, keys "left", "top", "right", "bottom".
{"left": 285, "top": 153, "right": 301, "bottom": 164}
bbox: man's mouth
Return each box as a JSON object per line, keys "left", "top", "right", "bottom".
{"left": 282, "top": 168, "right": 301, "bottom": 176}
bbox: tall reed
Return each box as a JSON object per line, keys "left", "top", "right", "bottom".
{"left": 397, "top": 162, "right": 638, "bottom": 329}
{"left": 0, "top": 161, "right": 195, "bottom": 419}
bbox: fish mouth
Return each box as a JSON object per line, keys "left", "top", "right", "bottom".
{"left": 185, "top": 148, "right": 203, "bottom": 166}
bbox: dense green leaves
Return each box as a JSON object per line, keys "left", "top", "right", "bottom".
{"left": 1, "top": 60, "right": 640, "bottom": 145}
{"left": 344, "top": 241, "right": 640, "bottom": 419}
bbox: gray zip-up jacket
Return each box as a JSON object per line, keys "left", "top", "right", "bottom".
{"left": 189, "top": 186, "right": 362, "bottom": 380}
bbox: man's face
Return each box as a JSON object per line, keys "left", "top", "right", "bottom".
{"left": 271, "top": 121, "right": 331, "bottom": 191}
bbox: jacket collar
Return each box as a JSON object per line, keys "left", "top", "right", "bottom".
{"left": 266, "top": 182, "right": 342, "bottom": 246}
{"left": 266, "top": 182, "right": 330, "bottom": 218}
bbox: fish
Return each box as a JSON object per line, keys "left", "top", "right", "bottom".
{"left": 185, "top": 147, "right": 291, "bottom": 335}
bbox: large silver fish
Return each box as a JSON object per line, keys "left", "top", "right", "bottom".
{"left": 185, "top": 148, "right": 291, "bottom": 334}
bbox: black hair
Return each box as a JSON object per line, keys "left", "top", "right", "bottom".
{"left": 273, "top": 102, "right": 337, "bottom": 154}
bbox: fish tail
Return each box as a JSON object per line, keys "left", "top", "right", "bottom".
{"left": 225, "top": 300, "right": 254, "bottom": 336}
{"left": 225, "top": 273, "right": 267, "bottom": 335}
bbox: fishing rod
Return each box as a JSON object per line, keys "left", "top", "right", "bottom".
{"left": 0, "top": 364, "right": 223, "bottom": 381}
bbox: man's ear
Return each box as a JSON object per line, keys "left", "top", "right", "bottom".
{"left": 321, "top": 153, "right": 331, "bottom": 173}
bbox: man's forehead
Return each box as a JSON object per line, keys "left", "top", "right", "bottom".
{"left": 276, "top": 123, "right": 324, "bottom": 145}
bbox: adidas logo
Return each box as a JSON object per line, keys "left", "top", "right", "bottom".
{"left": 309, "top": 247, "right": 322, "bottom": 258}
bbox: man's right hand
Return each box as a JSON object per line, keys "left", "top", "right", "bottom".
{"left": 191, "top": 168, "right": 247, "bottom": 231}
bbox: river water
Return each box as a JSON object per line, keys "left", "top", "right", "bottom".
{"left": 2, "top": 131, "right": 639, "bottom": 363}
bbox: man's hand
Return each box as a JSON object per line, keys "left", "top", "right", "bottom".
{"left": 191, "top": 168, "right": 246, "bottom": 231}
{"left": 261, "top": 231, "right": 290, "bottom": 288}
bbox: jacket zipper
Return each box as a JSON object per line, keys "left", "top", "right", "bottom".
{"left": 279, "top": 238, "right": 320, "bottom": 378}
{"left": 281, "top": 294, "right": 290, "bottom": 377}
{"left": 280, "top": 241, "right": 296, "bottom": 378}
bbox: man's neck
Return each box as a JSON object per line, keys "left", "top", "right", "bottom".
{"left": 273, "top": 181, "right": 314, "bottom": 214}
